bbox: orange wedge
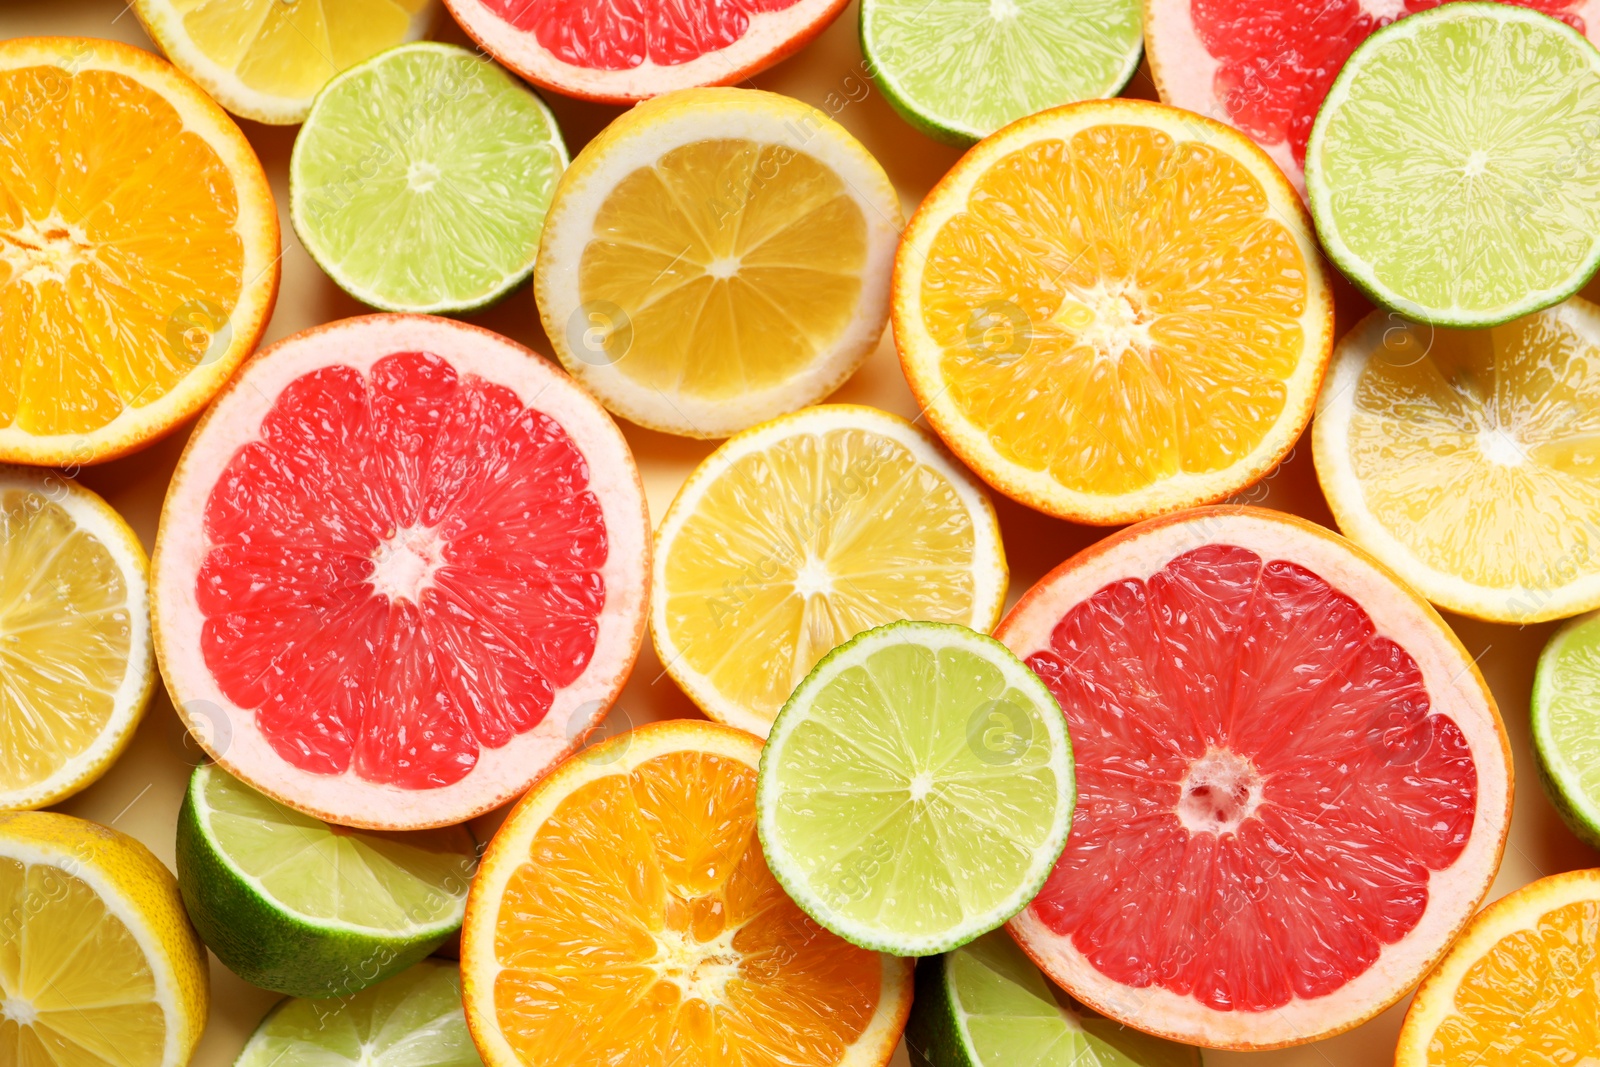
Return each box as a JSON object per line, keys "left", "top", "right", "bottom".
{"left": 893, "top": 99, "right": 1333, "bottom": 525}
{"left": 460, "top": 719, "right": 912, "bottom": 1067}
{"left": 0, "top": 37, "right": 279, "bottom": 466}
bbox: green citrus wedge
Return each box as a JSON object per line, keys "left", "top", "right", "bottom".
{"left": 290, "top": 42, "right": 567, "bottom": 313}
{"left": 756, "top": 620, "right": 1074, "bottom": 956}
{"left": 1532, "top": 610, "right": 1600, "bottom": 849}
{"left": 1306, "top": 2, "right": 1600, "bottom": 327}
{"left": 860, "top": 0, "right": 1143, "bottom": 145}
{"left": 907, "top": 931, "right": 1201, "bottom": 1067}
{"left": 176, "top": 762, "right": 478, "bottom": 998}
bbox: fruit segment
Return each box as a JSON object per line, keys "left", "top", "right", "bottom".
{"left": 482, "top": 0, "right": 807, "bottom": 69}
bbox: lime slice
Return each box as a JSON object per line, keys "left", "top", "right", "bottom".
{"left": 176, "top": 762, "right": 478, "bottom": 997}
{"left": 756, "top": 620, "right": 1074, "bottom": 956}
{"left": 1306, "top": 2, "right": 1600, "bottom": 327}
{"left": 290, "top": 42, "right": 567, "bottom": 313}
{"left": 235, "top": 959, "right": 481, "bottom": 1067}
{"left": 1532, "top": 610, "right": 1600, "bottom": 849}
{"left": 907, "top": 931, "right": 1201, "bottom": 1067}
{"left": 860, "top": 0, "right": 1142, "bottom": 144}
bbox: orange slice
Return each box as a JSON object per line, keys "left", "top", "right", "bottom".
{"left": 0, "top": 37, "right": 279, "bottom": 466}
{"left": 460, "top": 719, "right": 912, "bottom": 1067}
{"left": 893, "top": 99, "right": 1333, "bottom": 525}
{"left": 1397, "top": 868, "right": 1600, "bottom": 1065}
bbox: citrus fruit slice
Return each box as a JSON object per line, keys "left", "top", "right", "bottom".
{"left": 151, "top": 314, "right": 650, "bottom": 831}
{"left": 894, "top": 99, "right": 1333, "bottom": 525}
{"left": 1306, "top": 3, "right": 1600, "bottom": 327}
{"left": 653, "top": 404, "right": 1007, "bottom": 738}
{"left": 1145, "top": 0, "right": 1600, "bottom": 193}
{"left": 860, "top": 0, "right": 1143, "bottom": 145}
{"left": 536, "top": 88, "right": 902, "bottom": 439}
{"left": 996, "top": 507, "right": 1512, "bottom": 1050}
{"left": 1531, "top": 611, "right": 1600, "bottom": 849}
{"left": 1313, "top": 300, "right": 1600, "bottom": 623}
{"left": 290, "top": 43, "right": 568, "bottom": 314}
{"left": 757, "top": 621, "right": 1075, "bottom": 956}
{"left": 460, "top": 719, "right": 913, "bottom": 1067}
{"left": 1, "top": 467, "right": 154, "bottom": 810}
{"left": 236, "top": 959, "right": 481, "bottom": 1067}
{"left": 0, "top": 810, "right": 209, "bottom": 1067}
{"left": 906, "top": 931, "right": 1200, "bottom": 1067}
{"left": 1397, "top": 868, "right": 1600, "bottom": 1065}
{"left": 131, "top": 0, "right": 436, "bottom": 125}
{"left": 0, "top": 37, "right": 279, "bottom": 466}
{"left": 176, "top": 762, "right": 478, "bottom": 997}
{"left": 443, "top": 0, "right": 847, "bottom": 103}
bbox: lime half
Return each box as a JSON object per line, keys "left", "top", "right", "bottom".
{"left": 860, "top": 0, "right": 1142, "bottom": 145}
{"left": 906, "top": 931, "right": 1201, "bottom": 1067}
{"left": 177, "top": 763, "right": 478, "bottom": 997}
{"left": 756, "top": 620, "right": 1074, "bottom": 956}
{"left": 290, "top": 42, "right": 567, "bottom": 313}
{"left": 1532, "top": 610, "right": 1600, "bottom": 849}
{"left": 235, "top": 959, "right": 481, "bottom": 1067}
{"left": 1306, "top": 3, "right": 1600, "bottom": 327}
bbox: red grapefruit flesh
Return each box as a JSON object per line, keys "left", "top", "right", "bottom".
{"left": 1146, "top": 0, "right": 1600, "bottom": 191}
{"left": 443, "top": 0, "right": 849, "bottom": 102}
{"left": 152, "top": 315, "right": 650, "bottom": 830}
{"left": 996, "top": 508, "right": 1511, "bottom": 1050}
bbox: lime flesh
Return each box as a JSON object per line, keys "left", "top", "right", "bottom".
{"left": 757, "top": 620, "right": 1074, "bottom": 956}
{"left": 1533, "top": 610, "right": 1600, "bottom": 848}
{"left": 1306, "top": 2, "right": 1600, "bottom": 327}
{"left": 860, "top": 0, "right": 1142, "bottom": 145}
{"left": 290, "top": 42, "right": 567, "bottom": 313}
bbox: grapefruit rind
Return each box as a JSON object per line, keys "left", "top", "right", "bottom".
{"left": 892, "top": 99, "right": 1333, "bottom": 525}
{"left": 996, "top": 507, "right": 1512, "bottom": 1050}
{"left": 151, "top": 314, "right": 650, "bottom": 831}
{"left": 460, "top": 719, "right": 914, "bottom": 1067}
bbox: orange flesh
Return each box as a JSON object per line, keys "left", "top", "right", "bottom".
{"left": 491, "top": 750, "right": 883, "bottom": 1065}
{"left": 0, "top": 66, "right": 244, "bottom": 437}
{"left": 919, "top": 124, "right": 1310, "bottom": 496}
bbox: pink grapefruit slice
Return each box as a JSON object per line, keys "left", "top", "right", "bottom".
{"left": 443, "top": 0, "right": 848, "bottom": 103}
{"left": 995, "top": 507, "right": 1511, "bottom": 1050}
{"left": 1145, "top": 0, "right": 1600, "bottom": 192}
{"left": 152, "top": 315, "right": 650, "bottom": 831}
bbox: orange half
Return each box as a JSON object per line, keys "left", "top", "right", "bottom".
{"left": 0, "top": 37, "right": 279, "bottom": 466}
{"left": 461, "top": 720, "right": 912, "bottom": 1067}
{"left": 893, "top": 99, "right": 1333, "bottom": 525}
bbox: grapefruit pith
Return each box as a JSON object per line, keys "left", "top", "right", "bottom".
{"left": 996, "top": 507, "right": 1511, "bottom": 1050}
{"left": 152, "top": 315, "right": 650, "bottom": 831}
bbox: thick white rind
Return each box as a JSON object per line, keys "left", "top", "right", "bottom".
{"left": 152, "top": 315, "right": 650, "bottom": 831}
{"left": 997, "top": 508, "right": 1511, "bottom": 1050}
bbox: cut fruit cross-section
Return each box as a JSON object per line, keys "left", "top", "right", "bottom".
{"left": 1531, "top": 611, "right": 1600, "bottom": 849}
{"left": 997, "top": 507, "right": 1511, "bottom": 1050}
{"left": 151, "top": 315, "right": 650, "bottom": 830}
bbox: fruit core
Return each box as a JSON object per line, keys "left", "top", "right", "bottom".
{"left": 1, "top": 997, "right": 36, "bottom": 1025}
{"left": 1176, "top": 748, "right": 1263, "bottom": 834}
{"left": 1, "top": 218, "right": 92, "bottom": 286}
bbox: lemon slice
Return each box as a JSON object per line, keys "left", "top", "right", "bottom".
{"left": 535, "top": 87, "right": 903, "bottom": 439}
{"left": 132, "top": 0, "right": 436, "bottom": 125}
{"left": 652, "top": 404, "right": 1007, "bottom": 736}
{"left": 1, "top": 468, "right": 154, "bottom": 811}
{"left": 0, "top": 810, "right": 209, "bottom": 1067}
{"left": 1314, "top": 298, "right": 1600, "bottom": 623}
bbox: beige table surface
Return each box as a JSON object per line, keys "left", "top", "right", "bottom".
{"left": 7, "top": 2, "right": 1599, "bottom": 1065}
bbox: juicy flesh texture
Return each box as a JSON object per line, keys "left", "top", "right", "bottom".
{"left": 1428, "top": 899, "right": 1600, "bottom": 1064}
{"left": 1025, "top": 544, "right": 1477, "bottom": 1013}
{"left": 481, "top": 0, "right": 806, "bottom": 69}
{"left": 579, "top": 139, "right": 867, "bottom": 399}
{"left": 0, "top": 66, "right": 244, "bottom": 438}
{"left": 0, "top": 489, "right": 133, "bottom": 795}
{"left": 491, "top": 750, "right": 884, "bottom": 1066}
{"left": 176, "top": 0, "right": 429, "bottom": 99}
{"left": 1348, "top": 314, "right": 1600, "bottom": 592}
{"left": 1189, "top": 0, "right": 1588, "bottom": 170}
{"left": 198, "top": 351, "right": 609, "bottom": 791}
{"left": 663, "top": 427, "right": 983, "bottom": 725}
{"left": 0, "top": 859, "right": 165, "bottom": 1067}
{"left": 921, "top": 125, "right": 1309, "bottom": 497}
